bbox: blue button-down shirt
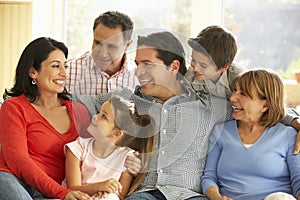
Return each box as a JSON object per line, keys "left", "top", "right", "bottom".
{"left": 74, "top": 82, "right": 231, "bottom": 199}
{"left": 73, "top": 81, "right": 298, "bottom": 200}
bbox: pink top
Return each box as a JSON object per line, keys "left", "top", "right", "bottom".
{"left": 63, "top": 137, "right": 134, "bottom": 185}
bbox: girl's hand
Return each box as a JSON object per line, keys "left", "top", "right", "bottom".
{"left": 91, "top": 191, "right": 108, "bottom": 199}
{"left": 97, "top": 178, "right": 122, "bottom": 193}
{"left": 64, "top": 191, "right": 92, "bottom": 200}
{"left": 91, "top": 192, "right": 120, "bottom": 200}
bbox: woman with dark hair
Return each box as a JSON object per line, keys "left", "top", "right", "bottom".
{"left": 0, "top": 37, "right": 91, "bottom": 199}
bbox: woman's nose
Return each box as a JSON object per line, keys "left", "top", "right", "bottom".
{"left": 229, "top": 92, "right": 237, "bottom": 102}
{"left": 59, "top": 67, "right": 67, "bottom": 78}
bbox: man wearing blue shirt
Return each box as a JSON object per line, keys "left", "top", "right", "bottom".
{"left": 74, "top": 31, "right": 300, "bottom": 200}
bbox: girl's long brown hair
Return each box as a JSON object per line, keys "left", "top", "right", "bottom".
{"left": 109, "top": 96, "right": 156, "bottom": 194}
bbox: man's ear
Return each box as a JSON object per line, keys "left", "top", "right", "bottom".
{"left": 29, "top": 67, "right": 37, "bottom": 79}
{"left": 170, "top": 60, "right": 180, "bottom": 72}
{"left": 125, "top": 39, "right": 132, "bottom": 50}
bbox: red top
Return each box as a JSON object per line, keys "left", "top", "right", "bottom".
{"left": 0, "top": 94, "right": 90, "bottom": 199}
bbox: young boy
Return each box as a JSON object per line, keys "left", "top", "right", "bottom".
{"left": 185, "top": 25, "right": 245, "bottom": 99}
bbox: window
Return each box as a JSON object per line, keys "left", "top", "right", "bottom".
{"left": 224, "top": 0, "right": 300, "bottom": 80}
{"left": 65, "top": 0, "right": 192, "bottom": 58}
{"left": 224, "top": 0, "right": 300, "bottom": 109}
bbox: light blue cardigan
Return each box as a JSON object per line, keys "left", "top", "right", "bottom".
{"left": 201, "top": 120, "right": 300, "bottom": 200}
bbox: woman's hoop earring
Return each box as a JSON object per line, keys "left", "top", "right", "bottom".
{"left": 32, "top": 79, "right": 36, "bottom": 85}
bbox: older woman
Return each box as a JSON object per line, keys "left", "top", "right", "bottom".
{"left": 0, "top": 37, "right": 92, "bottom": 200}
{"left": 201, "top": 69, "right": 300, "bottom": 200}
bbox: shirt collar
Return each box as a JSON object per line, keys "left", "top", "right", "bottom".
{"left": 215, "top": 70, "right": 230, "bottom": 89}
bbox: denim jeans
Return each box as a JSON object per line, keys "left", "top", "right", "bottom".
{"left": 0, "top": 171, "right": 58, "bottom": 200}
{"left": 126, "top": 189, "right": 208, "bottom": 200}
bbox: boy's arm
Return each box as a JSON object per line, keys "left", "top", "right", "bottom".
{"left": 292, "top": 118, "right": 300, "bottom": 132}
{"left": 281, "top": 108, "right": 300, "bottom": 154}
{"left": 282, "top": 107, "right": 300, "bottom": 126}
{"left": 291, "top": 118, "right": 300, "bottom": 154}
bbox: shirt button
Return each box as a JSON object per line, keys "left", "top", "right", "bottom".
{"left": 162, "top": 129, "right": 166, "bottom": 134}
{"left": 161, "top": 151, "right": 165, "bottom": 155}
{"left": 159, "top": 169, "right": 163, "bottom": 173}
{"left": 163, "top": 109, "right": 167, "bottom": 114}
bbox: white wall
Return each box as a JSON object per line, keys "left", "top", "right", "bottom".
{"left": 32, "top": 0, "right": 66, "bottom": 41}
{"left": 190, "top": 0, "right": 223, "bottom": 37}
{"left": 0, "top": 0, "right": 32, "bottom": 93}
{"left": 0, "top": 0, "right": 222, "bottom": 94}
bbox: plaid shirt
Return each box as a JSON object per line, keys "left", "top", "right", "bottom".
{"left": 73, "top": 83, "right": 232, "bottom": 200}
{"left": 66, "top": 51, "right": 139, "bottom": 95}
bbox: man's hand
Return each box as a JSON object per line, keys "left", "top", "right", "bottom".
{"left": 125, "top": 151, "right": 142, "bottom": 176}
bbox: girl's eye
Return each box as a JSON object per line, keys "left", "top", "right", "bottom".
{"left": 101, "top": 114, "right": 106, "bottom": 119}
{"left": 52, "top": 64, "right": 60, "bottom": 68}
{"left": 64, "top": 65, "right": 69, "bottom": 69}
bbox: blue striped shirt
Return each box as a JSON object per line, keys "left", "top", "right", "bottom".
{"left": 73, "top": 82, "right": 298, "bottom": 200}
{"left": 74, "top": 83, "right": 231, "bottom": 200}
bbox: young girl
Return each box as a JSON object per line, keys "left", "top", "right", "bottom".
{"left": 63, "top": 95, "right": 156, "bottom": 200}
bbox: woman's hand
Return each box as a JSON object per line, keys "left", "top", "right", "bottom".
{"left": 215, "top": 196, "right": 233, "bottom": 200}
{"left": 205, "top": 186, "right": 233, "bottom": 200}
{"left": 208, "top": 195, "right": 233, "bottom": 200}
{"left": 64, "top": 190, "right": 92, "bottom": 200}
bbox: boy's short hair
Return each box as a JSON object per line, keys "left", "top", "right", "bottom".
{"left": 188, "top": 25, "right": 237, "bottom": 70}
